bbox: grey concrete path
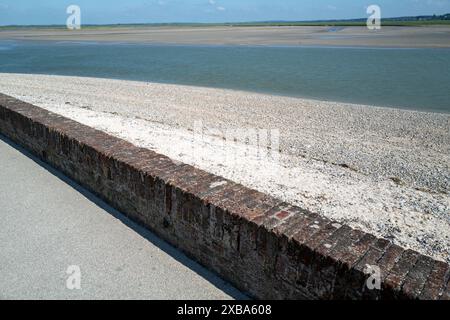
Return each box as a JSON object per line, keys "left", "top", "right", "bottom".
{"left": 0, "top": 135, "right": 246, "bottom": 300}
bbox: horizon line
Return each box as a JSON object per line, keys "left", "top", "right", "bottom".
{"left": 1, "top": 13, "right": 449, "bottom": 28}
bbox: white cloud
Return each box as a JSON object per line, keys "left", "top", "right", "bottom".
{"left": 207, "top": 0, "right": 225, "bottom": 12}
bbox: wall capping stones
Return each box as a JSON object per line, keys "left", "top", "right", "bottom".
{"left": 0, "top": 93, "right": 448, "bottom": 300}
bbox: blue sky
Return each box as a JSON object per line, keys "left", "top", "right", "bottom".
{"left": 0, "top": 0, "right": 449, "bottom": 25}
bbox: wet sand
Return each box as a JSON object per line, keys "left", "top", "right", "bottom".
{"left": 1, "top": 26, "right": 450, "bottom": 48}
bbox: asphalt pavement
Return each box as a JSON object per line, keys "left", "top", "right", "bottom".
{"left": 0, "top": 135, "right": 246, "bottom": 300}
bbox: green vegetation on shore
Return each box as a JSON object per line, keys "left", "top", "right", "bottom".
{"left": 1, "top": 14, "right": 449, "bottom": 30}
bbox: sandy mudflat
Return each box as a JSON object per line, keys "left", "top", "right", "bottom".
{"left": 1, "top": 26, "right": 450, "bottom": 48}
{"left": 0, "top": 73, "right": 449, "bottom": 263}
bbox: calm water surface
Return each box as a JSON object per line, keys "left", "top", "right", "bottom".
{"left": 0, "top": 40, "right": 449, "bottom": 113}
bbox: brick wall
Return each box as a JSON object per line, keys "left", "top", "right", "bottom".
{"left": 0, "top": 93, "right": 448, "bottom": 300}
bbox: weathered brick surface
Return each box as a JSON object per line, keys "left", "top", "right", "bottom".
{"left": 383, "top": 249, "right": 420, "bottom": 299}
{"left": 419, "top": 261, "right": 449, "bottom": 300}
{"left": 442, "top": 280, "right": 450, "bottom": 300}
{"left": 0, "top": 93, "right": 447, "bottom": 300}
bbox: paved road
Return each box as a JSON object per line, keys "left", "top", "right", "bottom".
{"left": 0, "top": 135, "right": 246, "bottom": 300}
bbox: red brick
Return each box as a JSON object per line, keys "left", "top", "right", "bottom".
{"left": 383, "top": 249, "right": 420, "bottom": 297}
{"left": 401, "top": 255, "right": 435, "bottom": 299}
{"left": 2, "top": 93, "right": 449, "bottom": 301}
{"left": 378, "top": 243, "right": 405, "bottom": 281}
{"left": 420, "top": 261, "right": 449, "bottom": 300}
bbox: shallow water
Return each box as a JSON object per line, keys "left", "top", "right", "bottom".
{"left": 1, "top": 40, "right": 449, "bottom": 113}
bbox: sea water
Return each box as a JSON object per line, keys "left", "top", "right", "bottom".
{"left": 1, "top": 40, "right": 449, "bottom": 113}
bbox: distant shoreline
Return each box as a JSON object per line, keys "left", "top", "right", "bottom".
{"left": 1, "top": 13, "right": 450, "bottom": 29}
{"left": 1, "top": 25, "right": 450, "bottom": 48}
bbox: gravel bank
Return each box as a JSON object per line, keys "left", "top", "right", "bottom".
{"left": 1, "top": 73, "right": 448, "bottom": 263}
